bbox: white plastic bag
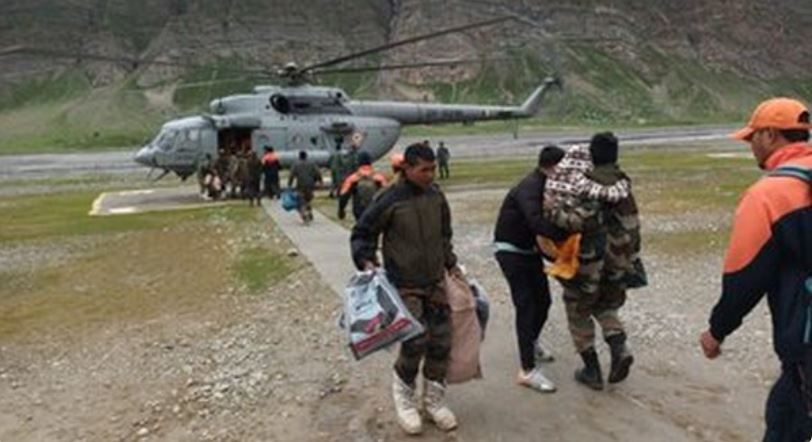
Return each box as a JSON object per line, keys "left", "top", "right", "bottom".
{"left": 342, "top": 269, "right": 424, "bottom": 360}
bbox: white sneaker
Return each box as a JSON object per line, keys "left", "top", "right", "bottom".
{"left": 423, "top": 380, "right": 458, "bottom": 431}
{"left": 535, "top": 341, "right": 555, "bottom": 364}
{"left": 392, "top": 372, "right": 422, "bottom": 435}
{"left": 517, "top": 367, "right": 557, "bottom": 393}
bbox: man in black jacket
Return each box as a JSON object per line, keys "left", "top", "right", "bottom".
{"left": 494, "top": 145, "right": 568, "bottom": 393}
{"left": 351, "top": 143, "right": 459, "bottom": 435}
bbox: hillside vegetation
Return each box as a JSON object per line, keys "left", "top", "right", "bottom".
{"left": 1, "top": 0, "right": 811, "bottom": 152}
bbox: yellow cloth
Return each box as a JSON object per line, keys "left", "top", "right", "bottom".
{"left": 541, "top": 234, "right": 581, "bottom": 280}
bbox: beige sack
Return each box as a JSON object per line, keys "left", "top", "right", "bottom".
{"left": 445, "top": 272, "right": 483, "bottom": 384}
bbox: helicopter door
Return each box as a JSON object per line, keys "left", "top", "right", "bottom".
{"left": 172, "top": 129, "right": 200, "bottom": 166}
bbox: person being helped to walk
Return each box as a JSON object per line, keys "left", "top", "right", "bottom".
{"left": 493, "top": 145, "right": 570, "bottom": 393}
{"left": 699, "top": 98, "right": 812, "bottom": 441}
{"left": 338, "top": 151, "right": 388, "bottom": 221}
{"left": 351, "top": 143, "right": 461, "bottom": 435}
{"left": 544, "top": 133, "right": 642, "bottom": 391}
{"left": 288, "top": 150, "right": 322, "bottom": 224}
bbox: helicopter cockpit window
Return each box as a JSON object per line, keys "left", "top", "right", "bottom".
{"left": 155, "top": 129, "right": 178, "bottom": 151}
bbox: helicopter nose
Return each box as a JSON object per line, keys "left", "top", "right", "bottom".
{"left": 134, "top": 146, "right": 156, "bottom": 167}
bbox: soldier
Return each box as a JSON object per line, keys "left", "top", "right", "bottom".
{"left": 351, "top": 143, "right": 461, "bottom": 435}
{"left": 338, "top": 151, "right": 388, "bottom": 221}
{"left": 244, "top": 150, "right": 263, "bottom": 207}
{"left": 262, "top": 146, "right": 280, "bottom": 199}
{"left": 437, "top": 141, "right": 451, "bottom": 179}
{"left": 328, "top": 138, "right": 344, "bottom": 198}
{"left": 549, "top": 133, "right": 642, "bottom": 391}
{"left": 213, "top": 148, "right": 231, "bottom": 195}
{"left": 288, "top": 150, "right": 322, "bottom": 224}
{"left": 196, "top": 153, "right": 213, "bottom": 198}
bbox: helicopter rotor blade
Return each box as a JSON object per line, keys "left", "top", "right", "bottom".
{"left": 173, "top": 76, "right": 275, "bottom": 90}
{"left": 312, "top": 57, "right": 512, "bottom": 75}
{"left": 299, "top": 15, "right": 514, "bottom": 74}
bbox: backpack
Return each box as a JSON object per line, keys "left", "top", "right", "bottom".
{"left": 771, "top": 165, "right": 812, "bottom": 415}
{"left": 355, "top": 173, "right": 380, "bottom": 209}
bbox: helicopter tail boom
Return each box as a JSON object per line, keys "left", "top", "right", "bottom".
{"left": 345, "top": 77, "right": 560, "bottom": 126}
{"left": 516, "top": 76, "right": 561, "bottom": 117}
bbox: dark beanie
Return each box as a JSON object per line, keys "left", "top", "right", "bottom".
{"left": 538, "top": 145, "right": 565, "bottom": 168}
{"left": 589, "top": 132, "right": 618, "bottom": 165}
{"left": 358, "top": 151, "right": 372, "bottom": 166}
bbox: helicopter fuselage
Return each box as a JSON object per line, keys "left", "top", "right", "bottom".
{"left": 134, "top": 78, "right": 558, "bottom": 179}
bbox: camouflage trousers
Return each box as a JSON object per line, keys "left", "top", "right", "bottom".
{"left": 296, "top": 189, "right": 314, "bottom": 222}
{"left": 563, "top": 283, "right": 626, "bottom": 353}
{"left": 394, "top": 283, "right": 452, "bottom": 385}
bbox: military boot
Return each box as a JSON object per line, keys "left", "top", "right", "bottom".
{"left": 606, "top": 332, "right": 634, "bottom": 384}
{"left": 574, "top": 348, "right": 604, "bottom": 391}
{"left": 392, "top": 371, "right": 422, "bottom": 435}
{"left": 423, "top": 380, "right": 458, "bottom": 431}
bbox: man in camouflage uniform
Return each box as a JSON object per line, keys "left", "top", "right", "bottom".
{"left": 351, "top": 143, "right": 460, "bottom": 435}
{"left": 288, "top": 150, "right": 322, "bottom": 224}
{"left": 545, "top": 133, "right": 644, "bottom": 391}
{"left": 328, "top": 138, "right": 344, "bottom": 198}
{"left": 196, "top": 153, "right": 213, "bottom": 197}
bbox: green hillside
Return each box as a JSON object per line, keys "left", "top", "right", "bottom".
{"left": 1, "top": 0, "right": 811, "bottom": 153}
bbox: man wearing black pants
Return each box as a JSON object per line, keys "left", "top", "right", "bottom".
{"left": 494, "top": 145, "right": 568, "bottom": 393}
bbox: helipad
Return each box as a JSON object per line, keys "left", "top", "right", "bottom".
{"left": 89, "top": 186, "right": 233, "bottom": 216}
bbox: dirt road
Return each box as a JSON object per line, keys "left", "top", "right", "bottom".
{"left": 263, "top": 189, "right": 771, "bottom": 442}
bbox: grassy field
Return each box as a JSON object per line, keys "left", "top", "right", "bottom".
{"left": 0, "top": 186, "right": 295, "bottom": 341}
{"left": 0, "top": 145, "right": 761, "bottom": 342}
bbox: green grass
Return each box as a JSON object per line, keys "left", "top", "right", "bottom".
{"left": 0, "top": 191, "right": 208, "bottom": 243}
{"left": 0, "top": 83, "right": 164, "bottom": 153}
{"left": 3, "top": 36, "right": 810, "bottom": 153}
{"left": 233, "top": 245, "right": 292, "bottom": 294}
{"left": 437, "top": 145, "right": 760, "bottom": 214}
{"left": 0, "top": 68, "right": 92, "bottom": 111}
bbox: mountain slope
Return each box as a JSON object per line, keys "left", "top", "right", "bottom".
{"left": 1, "top": 0, "right": 811, "bottom": 151}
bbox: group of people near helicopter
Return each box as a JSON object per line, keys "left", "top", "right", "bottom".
{"left": 196, "top": 139, "right": 281, "bottom": 207}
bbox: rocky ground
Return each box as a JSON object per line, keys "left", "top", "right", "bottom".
{"left": 0, "top": 159, "right": 777, "bottom": 441}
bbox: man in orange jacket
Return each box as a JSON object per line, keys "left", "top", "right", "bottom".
{"left": 700, "top": 98, "right": 812, "bottom": 441}
{"left": 261, "top": 146, "right": 280, "bottom": 199}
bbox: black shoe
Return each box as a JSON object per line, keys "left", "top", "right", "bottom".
{"left": 574, "top": 348, "right": 603, "bottom": 391}
{"left": 606, "top": 333, "right": 634, "bottom": 384}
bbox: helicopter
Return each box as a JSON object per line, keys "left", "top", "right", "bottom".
{"left": 7, "top": 16, "right": 562, "bottom": 180}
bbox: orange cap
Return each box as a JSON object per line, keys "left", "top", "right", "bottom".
{"left": 390, "top": 153, "right": 405, "bottom": 170}
{"left": 731, "top": 97, "right": 812, "bottom": 140}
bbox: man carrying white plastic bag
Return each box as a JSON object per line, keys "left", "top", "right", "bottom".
{"left": 350, "top": 143, "right": 462, "bottom": 435}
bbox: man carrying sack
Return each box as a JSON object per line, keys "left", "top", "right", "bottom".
{"left": 351, "top": 142, "right": 462, "bottom": 435}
